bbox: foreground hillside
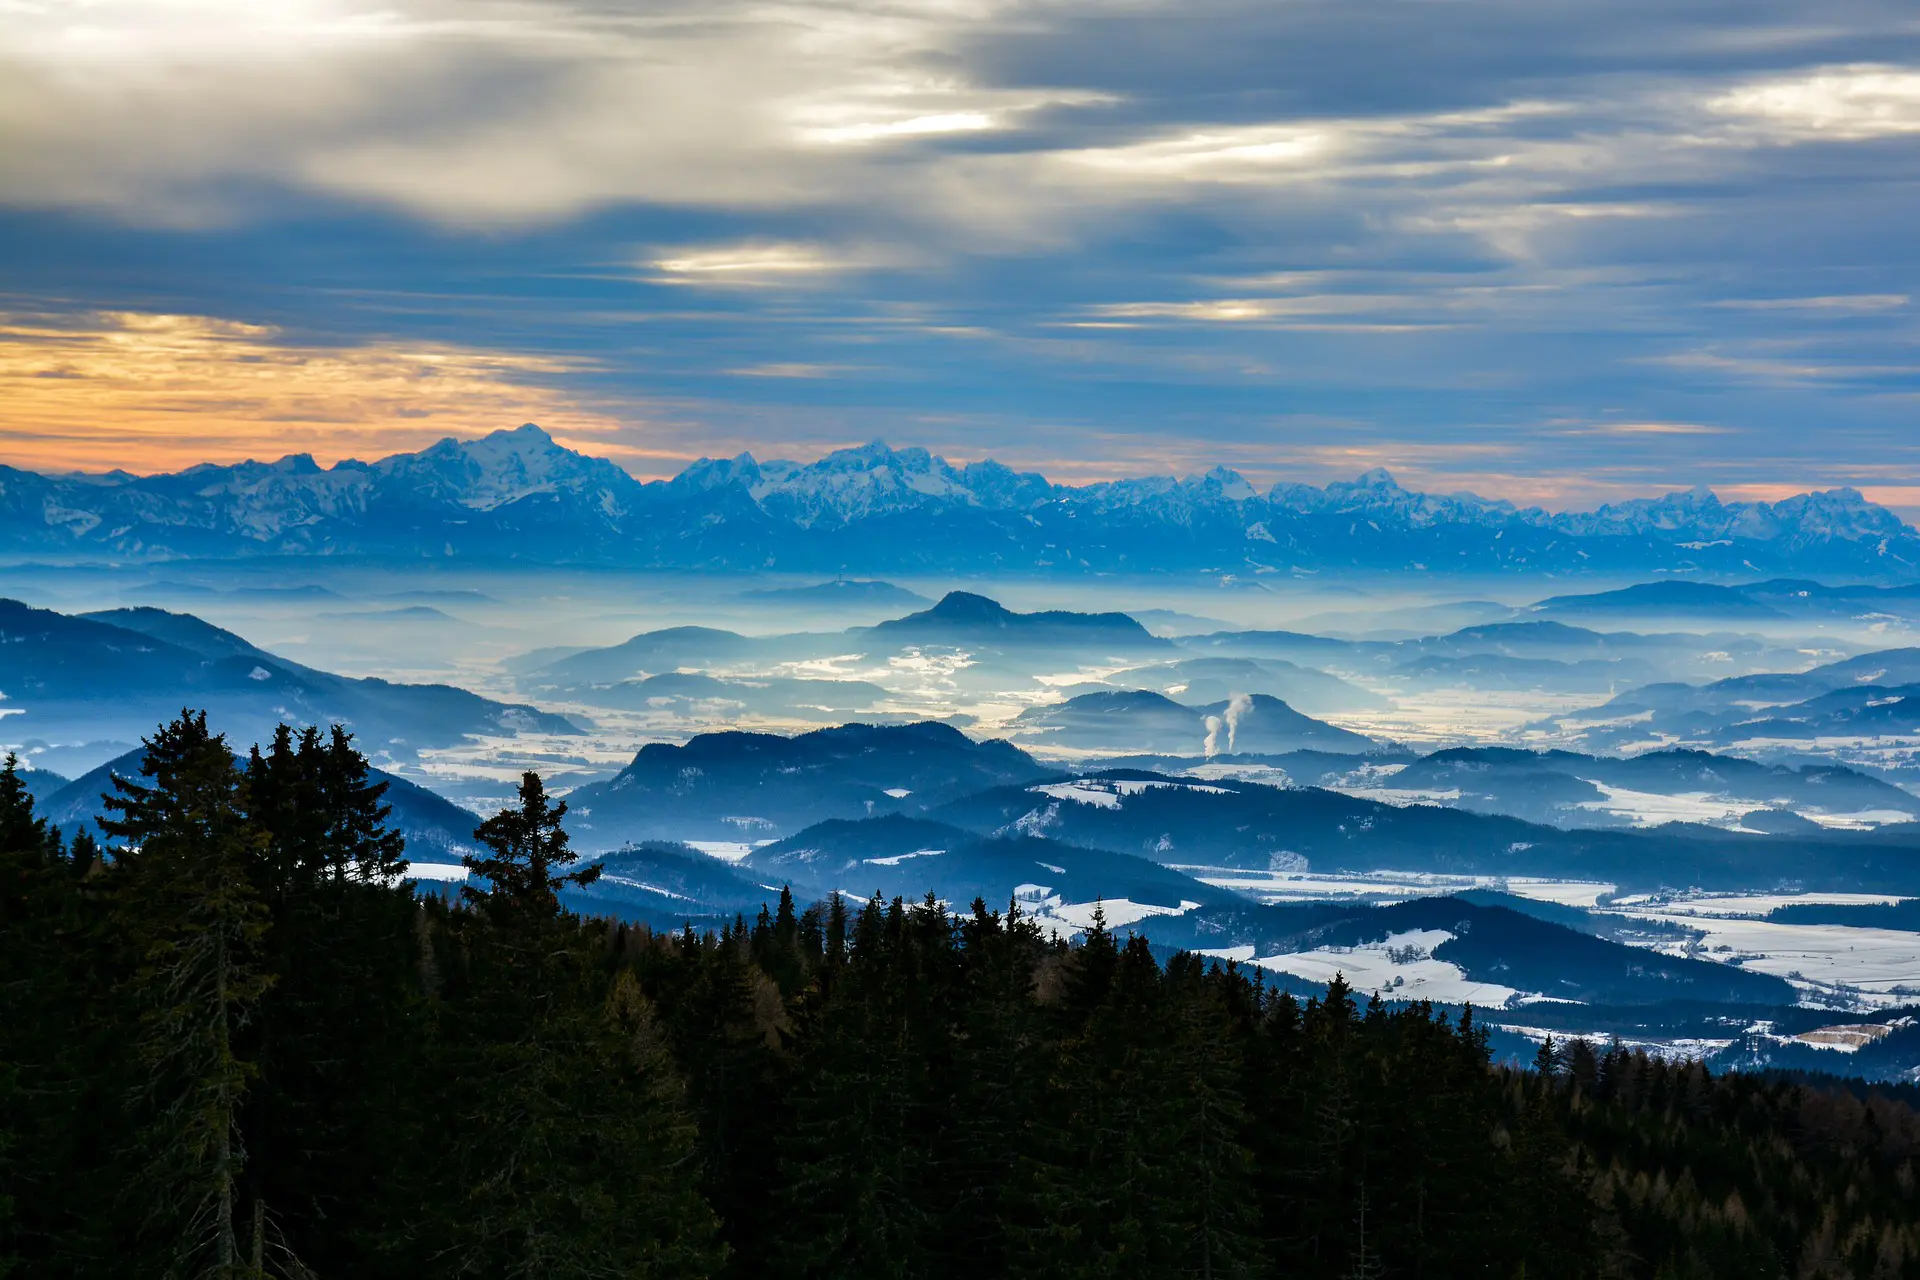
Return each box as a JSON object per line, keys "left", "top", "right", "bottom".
{"left": 4, "top": 713, "right": 1919, "bottom": 1279}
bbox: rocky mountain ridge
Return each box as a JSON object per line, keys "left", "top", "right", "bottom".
{"left": 5, "top": 425, "right": 1913, "bottom": 575}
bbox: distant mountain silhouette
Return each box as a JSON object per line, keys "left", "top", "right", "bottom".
{"left": 1055, "top": 655, "right": 1386, "bottom": 715}
{"left": 0, "top": 599, "right": 580, "bottom": 763}
{"left": 514, "top": 592, "right": 1176, "bottom": 701}
{"left": 1014, "top": 690, "right": 1375, "bottom": 755}
{"left": 527, "top": 626, "right": 775, "bottom": 688}
{"left": 928, "top": 770, "right": 1920, "bottom": 893}
{"left": 1532, "top": 581, "right": 1791, "bottom": 620}
{"left": 1545, "top": 644, "right": 1920, "bottom": 752}
{"left": 5, "top": 428, "right": 1912, "bottom": 575}
{"left": 742, "top": 814, "right": 1230, "bottom": 914}
{"left": 1383, "top": 745, "right": 1920, "bottom": 829}
{"left": 737, "top": 579, "right": 931, "bottom": 607}
{"left": 562, "top": 721, "right": 1060, "bottom": 850}
{"left": 866, "top": 591, "right": 1169, "bottom": 649}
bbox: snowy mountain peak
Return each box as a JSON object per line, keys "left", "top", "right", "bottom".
{"left": 371, "top": 421, "right": 639, "bottom": 512}
{"left": 1200, "top": 466, "right": 1259, "bottom": 501}
{"left": 1354, "top": 467, "right": 1401, "bottom": 490}
{"left": 742, "top": 440, "right": 984, "bottom": 527}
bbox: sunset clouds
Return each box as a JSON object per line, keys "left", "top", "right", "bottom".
{"left": 0, "top": 310, "right": 624, "bottom": 473}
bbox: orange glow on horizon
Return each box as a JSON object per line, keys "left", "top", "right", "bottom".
{"left": 0, "top": 310, "right": 1910, "bottom": 519}
{"left": 0, "top": 310, "right": 631, "bottom": 475}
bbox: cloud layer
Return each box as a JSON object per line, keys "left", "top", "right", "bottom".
{"left": 3, "top": 0, "right": 1919, "bottom": 508}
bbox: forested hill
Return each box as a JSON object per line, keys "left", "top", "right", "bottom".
{"left": 4, "top": 712, "right": 1920, "bottom": 1278}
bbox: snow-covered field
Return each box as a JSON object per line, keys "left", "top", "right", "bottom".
{"left": 1605, "top": 905, "right": 1920, "bottom": 1009}
{"left": 1574, "top": 783, "right": 1755, "bottom": 828}
{"left": 1784, "top": 1021, "right": 1905, "bottom": 1053}
{"left": 1030, "top": 778, "right": 1231, "bottom": 808}
{"left": 1611, "top": 891, "right": 1909, "bottom": 917}
{"left": 1506, "top": 878, "right": 1618, "bottom": 908}
{"left": 405, "top": 862, "right": 469, "bottom": 882}
{"left": 1239, "top": 928, "right": 1522, "bottom": 1007}
{"left": 685, "top": 840, "right": 772, "bottom": 863}
{"left": 1493, "top": 1022, "right": 1740, "bottom": 1063}
{"left": 1176, "top": 865, "right": 1616, "bottom": 910}
{"left": 1334, "top": 688, "right": 1600, "bottom": 745}
{"left": 1008, "top": 889, "right": 1201, "bottom": 939}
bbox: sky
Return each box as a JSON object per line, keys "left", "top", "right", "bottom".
{"left": 3, "top": 0, "right": 1920, "bottom": 512}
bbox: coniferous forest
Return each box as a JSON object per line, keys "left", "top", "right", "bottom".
{"left": 5, "top": 713, "right": 1920, "bottom": 1280}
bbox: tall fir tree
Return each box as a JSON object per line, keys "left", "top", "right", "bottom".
{"left": 100, "top": 712, "right": 272, "bottom": 1279}
{"left": 240, "top": 723, "right": 420, "bottom": 1275}
{"left": 429, "top": 770, "right": 718, "bottom": 1278}
{"left": 0, "top": 752, "right": 61, "bottom": 1275}
{"left": 462, "top": 771, "right": 598, "bottom": 927}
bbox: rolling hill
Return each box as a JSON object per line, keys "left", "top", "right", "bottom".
{"left": 1013, "top": 690, "right": 1377, "bottom": 756}
{"left": 562, "top": 721, "right": 1061, "bottom": 850}
{"left": 0, "top": 599, "right": 581, "bottom": 767}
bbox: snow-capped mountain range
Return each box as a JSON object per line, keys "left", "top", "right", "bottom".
{"left": 4, "top": 424, "right": 1914, "bottom": 576}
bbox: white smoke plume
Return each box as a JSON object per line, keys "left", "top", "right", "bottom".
{"left": 1223, "top": 692, "right": 1253, "bottom": 753}
{"left": 1202, "top": 715, "right": 1224, "bottom": 759}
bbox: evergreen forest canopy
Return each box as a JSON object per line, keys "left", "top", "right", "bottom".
{"left": 4, "top": 711, "right": 1920, "bottom": 1279}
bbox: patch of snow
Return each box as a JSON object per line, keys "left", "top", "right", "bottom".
{"left": 1504, "top": 878, "right": 1618, "bottom": 908}
{"left": 405, "top": 862, "right": 469, "bottom": 882}
{"left": 686, "top": 840, "right": 764, "bottom": 863}
{"left": 1495, "top": 1023, "right": 1735, "bottom": 1062}
{"left": 1790, "top": 1022, "right": 1896, "bottom": 1053}
{"left": 1031, "top": 778, "right": 1230, "bottom": 810}
{"left": 1622, "top": 891, "right": 1908, "bottom": 917}
{"left": 864, "top": 847, "right": 945, "bottom": 867}
{"left": 1046, "top": 898, "right": 1197, "bottom": 931}
{"left": 1251, "top": 928, "right": 1522, "bottom": 1008}
{"left": 1033, "top": 781, "right": 1121, "bottom": 809}
{"left": 1803, "top": 808, "right": 1918, "bottom": 830}
{"left": 1607, "top": 908, "right": 1920, "bottom": 1009}
{"left": 1575, "top": 782, "right": 1751, "bottom": 828}
{"left": 1010, "top": 803, "right": 1061, "bottom": 836}
{"left": 599, "top": 875, "right": 698, "bottom": 902}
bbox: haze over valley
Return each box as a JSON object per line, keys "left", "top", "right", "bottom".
{"left": 10, "top": 426, "right": 1920, "bottom": 1082}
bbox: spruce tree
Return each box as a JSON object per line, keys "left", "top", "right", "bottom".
{"left": 432, "top": 771, "right": 716, "bottom": 1278}
{"left": 240, "top": 723, "right": 419, "bottom": 1275}
{"left": 100, "top": 712, "right": 272, "bottom": 1279}
{"left": 775, "top": 895, "right": 938, "bottom": 1278}
{"left": 0, "top": 752, "right": 60, "bottom": 1274}
{"left": 462, "top": 770, "right": 598, "bottom": 926}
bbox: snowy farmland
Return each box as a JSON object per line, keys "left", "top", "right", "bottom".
{"left": 1610, "top": 912, "right": 1920, "bottom": 1010}
{"left": 1224, "top": 928, "right": 1523, "bottom": 1008}
{"left": 1176, "top": 865, "right": 1617, "bottom": 910}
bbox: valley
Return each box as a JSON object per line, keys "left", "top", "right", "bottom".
{"left": 9, "top": 432, "right": 1920, "bottom": 1086}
